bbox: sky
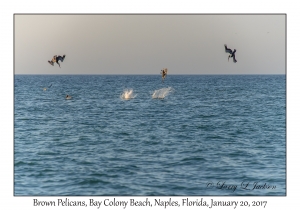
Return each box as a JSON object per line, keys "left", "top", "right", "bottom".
{"left": 15, "top": 14, "right": 285, "bottom": 75}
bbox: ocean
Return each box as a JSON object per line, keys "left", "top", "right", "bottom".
{"left": 14, "top": 75, "right": 286, "bottom": 196}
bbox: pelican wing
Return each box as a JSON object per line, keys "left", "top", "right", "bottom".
{"left": 232, "top": 54, "right": 237, "bottom": 63}
{"left": 56, "top": 55, "right": 65, "bottom": 62}
{"left": 224, "top": 45, "right": 233, "bottom": 54}
{"left": 48, "top": 60, "right": 54, "bottom": 66}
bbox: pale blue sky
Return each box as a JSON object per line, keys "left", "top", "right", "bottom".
{"left": 15, "top": 14, "right": 285, "bottom": 75}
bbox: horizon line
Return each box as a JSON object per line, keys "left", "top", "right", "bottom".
{"left": 14, "top": 73, "right": 286, "bottom": 76}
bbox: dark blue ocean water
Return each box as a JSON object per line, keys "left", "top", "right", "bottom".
{"left": 14, "top": 75, "right": 286, "bottom": 196}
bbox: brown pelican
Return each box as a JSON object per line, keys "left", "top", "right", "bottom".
{"left": 224, "top": 45, "right": 237, "bottom": 63}
{"left": 48, "top": 55, "right": 66, "bottom": 67}
{"left": 66, "top": 95, "right": 72, "bottom": 100}
{"left": 161, "top": 68, "right": 168, "bottom": 83}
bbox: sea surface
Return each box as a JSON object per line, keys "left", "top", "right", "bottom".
{"left": 14, "top": 75, "right": 286, "bottom": 196}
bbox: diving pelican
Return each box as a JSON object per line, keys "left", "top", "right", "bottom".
{"left": 224, "top": 45, "right": 237, "bottom": 63}
{"left": 48, "top": 55, "right": 66, "bottom": 67}
{"left": 161, "top": 68, "right": 168, "bottom": 83}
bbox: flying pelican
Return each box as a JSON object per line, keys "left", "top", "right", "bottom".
{"left": 48, "top": 55, "right": 66, "bottom": 67}
{"left": 224, "top": 45, "right": 237, "bottom": 63}
{"left": 161, "top": 68, "right": 168, "bottom": 83}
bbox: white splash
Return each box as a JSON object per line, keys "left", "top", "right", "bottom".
{"left": 121, "top": 89, "right": 137, "bottom": 100}
{"left": 152, "top": 87, "right": 173, "bottom": 99}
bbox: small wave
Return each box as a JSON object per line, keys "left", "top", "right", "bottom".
{"left": 120, "top": 89, "right": 137, "bottom": 100}
{"left": 152, "top": 87, "right": 173, "bottom": 99}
